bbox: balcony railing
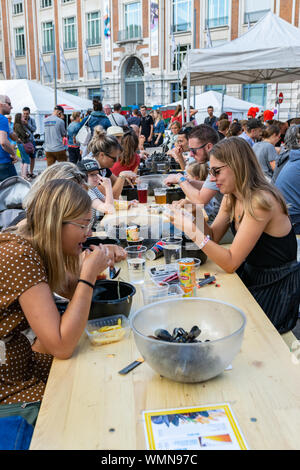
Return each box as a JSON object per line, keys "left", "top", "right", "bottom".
{"left": 244, "top": 9, "right": 270, "bottom": 24}
{"left": 171, "top": 22, "right": 191, "bottom": 33}
{"left": 42, "top": 44, "right": 54, "bottom": 53}
{"left": 117, "top": 25, "right": 142, "bottom": 42}
{"left": 87, "top": 37, "right": 101, "bottom": 47}
{"left": 205, "top": 16, "right": 229, "bottom": 29}
{"left": 15, "top": 48, "right": 25, "bottom": 57}
{"left": 64, "top": 41, "right": 77, "bottom": 50}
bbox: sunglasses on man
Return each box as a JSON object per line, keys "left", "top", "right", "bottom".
{"left": 188, "top": 142, "right": 207, "bottom": 154}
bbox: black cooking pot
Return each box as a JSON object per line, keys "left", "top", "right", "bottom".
{"left": 166, "top": 187, "right": 185, "bottom": 204}
{"left": 89, "top": 280, "right": 136, "bottom": 320}
{"left": 82, "top": 236, "right": 120, "bottom": 250}
{"left": 121, "top": 186, "right": 138, "bottom": 201}
{"left": 182, "top": 235, "right": 207, "bottom": 265}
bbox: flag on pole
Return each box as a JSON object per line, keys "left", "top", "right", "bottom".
{"left": 10, "top": 54, "right": 17, "bottom": 79}
{"left": 60, "top": 46, "right": 67, "bottom": 74}
{"left": 247, "top": 15, "right": 250, "bottom": 30}
{"left": 84, "top": 42, "right": 89, "bottom": 69}
{"left": 206, "top": 28, "right": 212, "bottom": 48}
{"left": 171, "top": 33, "right": 177, "bottom": 66}
{"left": 39, "top": 50, "right": 45, "bottom": 78}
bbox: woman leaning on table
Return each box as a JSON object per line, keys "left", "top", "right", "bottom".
{"left": 167, "top": 137, "right": 300, "bottom": 334}
{"left": 0, "top": 179, "right": 113, "bottom": 407}
{"left": 87, "top": 126, "right": 138, "bottom": 199}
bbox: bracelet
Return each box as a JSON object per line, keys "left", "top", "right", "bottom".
{"left": 178, "top": 176, "right": 187, "bottom": 184}
{"left": 197, "top": 235, "right": 210, "bottom": 250}
{"left": 78, "top": 279, "right": 95, "bottom": 289}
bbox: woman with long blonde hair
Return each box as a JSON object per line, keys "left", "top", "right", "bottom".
{"left": 0, "top": 179, "right": 112, "bottom": 407}
{"left": 168, "top": 137, "right": 300, "bottom": 333}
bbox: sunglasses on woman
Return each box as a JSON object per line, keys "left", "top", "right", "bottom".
{"left": 208, "top": 165, "right": 227, "bottom": 177}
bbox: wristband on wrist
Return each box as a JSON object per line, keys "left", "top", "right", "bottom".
{"left": 178, "top": 176, "right": 187, "bottom": 184}
{"left": 78, "top": 279, "right": 95, "bottom": 289}
{"left": 197, "top": 235, "right": 210, "bottom": 250}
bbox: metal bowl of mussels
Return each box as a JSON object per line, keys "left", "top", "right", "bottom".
{"left": 130, "top": 298, "right": 246, "bottom": 383}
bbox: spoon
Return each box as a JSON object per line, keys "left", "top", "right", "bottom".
{"left": 109, "top": 266, "right": 121, "bottom": 279}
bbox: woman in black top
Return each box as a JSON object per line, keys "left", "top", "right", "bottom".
{"left": 168, "top": 137, "right": 300, "bottom": 333}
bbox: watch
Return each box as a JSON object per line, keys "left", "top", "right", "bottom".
{"left": 178, "top": 176, "right": 187, "bottom": 184}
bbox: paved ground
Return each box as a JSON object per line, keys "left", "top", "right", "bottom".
{"left": 15, "top": 156, "right": 47, "bottom": 177}
{"left": 14, "top": 158, "right": 300, "bottom": 340}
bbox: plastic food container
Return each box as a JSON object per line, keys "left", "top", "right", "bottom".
{"left": 114, "top": 200, "right": 129, "bottom": 211}
{"left": 85, "top": 315, "right": 130, "bottom": 346}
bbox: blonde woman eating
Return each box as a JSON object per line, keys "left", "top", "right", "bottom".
{"left": 167, "top": 137, "right": 300, "bottom": 333}
{"left": 0, "top": 179, "right": 113, "bottom": 409}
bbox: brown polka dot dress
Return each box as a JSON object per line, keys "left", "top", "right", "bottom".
{"left": 0, "top": 232, "right": 53, "bottom": 405}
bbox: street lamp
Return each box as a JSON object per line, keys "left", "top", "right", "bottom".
{"left": 146, "top": 84, "right": 152, "bottom": 97}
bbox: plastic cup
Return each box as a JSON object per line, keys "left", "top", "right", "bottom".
{"left": 125, "top": 245, "right": 147, "bottom": 285}
{"left": 141, "top": 280, "right": 169, "bottom": 305}
{"left": 154, "top": 188, "right": 167, "bottom": 204}
{"left": 137, "top": 183, "right": 148, "bottom": 204}
{"left": 161, "top": 236, "right": 182, "bottom": 264}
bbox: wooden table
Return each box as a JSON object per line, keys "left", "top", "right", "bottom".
{"left": 30, "top": 208, "right": 300, "bottom": 450}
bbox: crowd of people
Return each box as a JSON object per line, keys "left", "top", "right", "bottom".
{"left": 0, "top": 94, "right": 299, "bottom": 429}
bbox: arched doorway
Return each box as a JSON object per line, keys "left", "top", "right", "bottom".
{"left": 123, "top": 57, "right": 144, "bottom": 106}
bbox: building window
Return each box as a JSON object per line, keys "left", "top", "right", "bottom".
{"left": 88, "top": 88, "right": 101, "bottom": 100}
{"left": 171, "top": 0, "right": 191, "bottom": 33}
{"left": 15, "top": 27, "right": 25, "bottom": 56}
{"left": 41, "top": 0, "right": 52, "bottom": 7}
{"left": 13, "top": 1, "right": 23, "bottom": 15}
{"left": 242, "top": 83, "right": 267, "bottom": 107}
{"left": 16, "top": 64, "right": 27, "bottom": 78}
{"left": 63, "top": 17, "right": 77, "bottom": 50}
{"left": 87, "top": 12, "right": 101, "bottom": 46}
{"left": 42, "top": 21, "right": 54, "bottom": 53}
{"left": 124, "top": 2, "right": 142, "bottom": 39}
{"left": 204, "top": 84, "right": 226, "bottom": 94}
{"left": 206, "top": 0, "right": 229, "bottom": 28}
{"left": 170, "top": 82, "right": 187, "bottom": 102}
{"left": 87, "top": 54, "right": 101, "bottom": 79}
{"left": 62, "top": 0, "right": 74, "bottom": 3}
{"left": 65, "top": 89, "right": 78, "bottom": 96}
{"left": 244, "top": 0, "right": 271, "bottom": 24}
{"left": 172, "top": 44, "right": 190, "bottom": 71}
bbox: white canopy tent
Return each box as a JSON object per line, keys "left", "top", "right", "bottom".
{"left": 180, "top": 11, "right": 300, "bottom": 120}
{"left": 161, "top": 90, "right": 263, "bottom": 123}
{"left": 0, "top": 79, "right": 93, "bottom": 134}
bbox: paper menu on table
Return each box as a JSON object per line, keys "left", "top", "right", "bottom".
{"left": 143, "top": 403, "right": 249, "bottom": 450}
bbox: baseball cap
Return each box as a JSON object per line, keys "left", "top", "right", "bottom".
{"left": 107, "top": 126, "right": 124, "bottom": 137}
{"left": 77, "top": 158, "right": 100, "bottom": 174}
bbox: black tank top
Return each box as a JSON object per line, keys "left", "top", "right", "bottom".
{"left": 231, "top": 222, "right": 297, "bottom": 268}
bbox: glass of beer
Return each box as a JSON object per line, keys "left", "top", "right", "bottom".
{"left": 137, "top": 183, "right": 148, "bottom": 204}
{"left": 154, "top": 188, "right": 167, "bottom": 204}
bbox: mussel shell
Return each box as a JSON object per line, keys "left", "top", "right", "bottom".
{"left": 187, "top": 326, "right": 201, "bottom": 340}
{"left": 154, "top": 329, "right": 173, "bottom": 342}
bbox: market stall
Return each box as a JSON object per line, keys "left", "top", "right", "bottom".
{"left": 180, "top": 11, "right": 300, "bottom": 121}
{"left": 0, "top": 79, "right": 93, "bottom": 134}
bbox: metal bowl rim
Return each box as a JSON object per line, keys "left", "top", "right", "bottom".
{"left": 130, "top": 297, "right": 247, "bottom": 346}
